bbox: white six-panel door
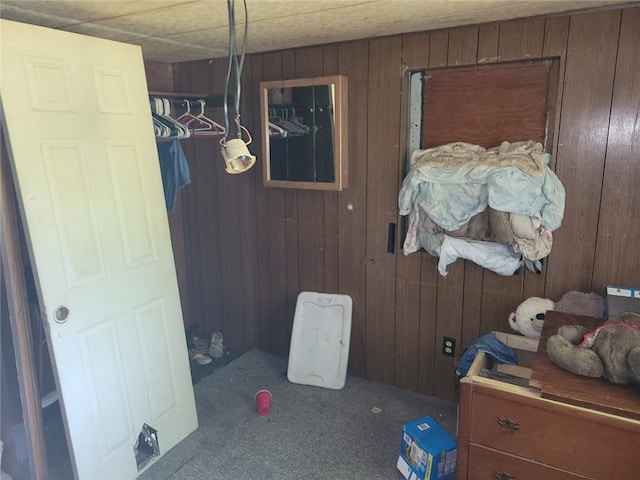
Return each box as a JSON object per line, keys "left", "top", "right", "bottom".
{"left": 0, "top": 19, "right": 197, "bottom": 479}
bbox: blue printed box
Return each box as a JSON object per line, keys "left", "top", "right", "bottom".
{"left": 606, "top": 286, "right": 640, "bottom": 318}
{"left": 397, "top": 416, "right": 457, "bottom": 480}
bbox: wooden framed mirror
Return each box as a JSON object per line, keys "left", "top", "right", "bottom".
{"left": 260, "top": 75, "right": 348, "bottom": 190}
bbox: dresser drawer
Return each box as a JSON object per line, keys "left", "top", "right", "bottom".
{"left": 468, "top": 444, "right": 586, "bottom": 480}
{"left": 469, "top": 387, "right": 640, "bottom": 479}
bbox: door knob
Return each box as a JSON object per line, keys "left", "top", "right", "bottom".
{"left": 54, "top": 306, "right": 70, "bottom": 323}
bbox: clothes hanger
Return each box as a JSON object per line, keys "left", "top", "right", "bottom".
{"left": 178, "top": 99, "right": 225, "bottom": 136}
{"left": 150, "top": 96, "right": 191, "bottom": 139}
{"left": 275, "top": 107, "right": 308, "bottom": 136}
{"left": 289, "top": 107, "right": 311, "bottom": 134}
{"left": 176, "top": 100, "right": 212, "bottom": 131}
{"left": 195, "top": 99, "right": 226, "bottom": 136}
{"left": 268, "top": 121, "right": 287, "bottom": 138}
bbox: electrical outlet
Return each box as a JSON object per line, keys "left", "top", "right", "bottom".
{"left": 442, "top": 336, "right": 456, "bottom": 357}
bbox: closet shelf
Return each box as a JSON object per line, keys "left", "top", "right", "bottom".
{"left": 149, "top": 91, "right": 233, "bottom": 108}
{"left": 150, "top": 91, "right": 227, "bottom": 141}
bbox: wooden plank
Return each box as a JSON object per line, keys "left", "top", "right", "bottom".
{"left": 365, "top": 36, "right": 402, "bottom": 384}
{"left": 280, "top": 50, "right": 300, "bottom": 345}
{"left": 323, "top": 45, "right": 340, "bottom": 295}
{"left": 463, "top": 23, "right": 501, "bottom": 350}
{"left": 434, "top": 265, "right": 464, "bottom": 400}
{"left": 393, "top": 32, "right": 429, "bottom": 392}
{"left": 261, "top": 52, "right": 290, "bottom": 354}
{"left": 190, "top": 134, "right": 218, "bottom": 334}
{"left": 265, "top": 179, "right": 289, "bottom": 354}
{"left": 435, "top": 27, "right": 479, "bottom": 401}
{"left": 0, "top": 130, "right": 48, "bottom": 480}
{"left": 248, "top": 54, "right": 272, "bottom": 351}
{"left": 477, "top": 23, "right": 499, "bottom": 64}
{"left": 473, "top": 24, "right": 507, "bottom": 345}
{"left": 418, "top": 251, "right": 439, "bottom": 395}
{"left": 166, "top": 63, "right": 191, "bottom": 327}
{"left": 187, "top": 61, "right": 225, "bottom": 338}
{"left": 402, "top": 31, "right": 430, "bottom": 69}
{"left": 211, "top": 56, "right": 247, "bottom": 347}
{"left": 205, "top": 58, "right": 245, "bottom": 347}
{"left": 143, "top": 60, "right": 174, "bottom": 92}
{"left": 423, "top": 61, "right": 551, "bottom": 148}
{"left": 497, "top": 18, "right": 545, "bottom": 61}
{"left": 172, "top": 63, "right": 201, "bottom": 332}
{"left": 541, "top": 15, "right": 570, "bottom": 160}
{"left": 177, "top": 62, "right": 208, "bottom": 335}
{"left": 454, "top": 26, "right": 486, "bottom": 355}
{"left": 337, "top": 39, "right": 369, "bottom": 377}
{"left": 237, "top": 54, "right": 264, "bottom": 348}
{"left": 236, "top": 54, "right": 261, "bottom": 348}
{"left": 592, "top": 7, "right": 640, "bottom": 290}
{"left": 294, "top": 46, "right": 327, "bottom": 296}
{"left": 447, "top": 26, "right": 478, "bottom": 66}
{"left": 524, "top": 15, "right": 570, "bottom": 301}
{"left": 461, "top": 264, "right": 484, "bottom": 351}
{"left": 432, "top": 30, "right": 462, "bottom": 402}
{"left": 416, "top": 31, "right": 447, "bottom": 396}
{"left": 545, "top": 9, "right": 621, "bottom": 299}
{"left": 429, "top": 31, "right": 448, "bottom": 68}
{"left": 479, "top": 17, "right": 546, "bottom": 338}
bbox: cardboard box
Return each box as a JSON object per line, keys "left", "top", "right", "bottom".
{"left": 606, "top": 286, "right": 640, "bottom": 318}
{"left": 397, "top": 416, "right": 457, "bottom": 480}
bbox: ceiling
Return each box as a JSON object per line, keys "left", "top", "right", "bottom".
{"left": 0, "top": 1, "right": 629, "bottom": 63}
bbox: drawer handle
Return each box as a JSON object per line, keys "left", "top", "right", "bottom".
{"left": 493, "top": 472, "right": 516, "bottom": 480}
{"left": 496, "top": 417, "right": 520, "bottom": 434}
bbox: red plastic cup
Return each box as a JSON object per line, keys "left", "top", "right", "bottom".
{"left": 255, "top": 389, "right": 272, "bottom": 415}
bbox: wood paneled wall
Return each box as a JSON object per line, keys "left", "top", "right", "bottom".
{"left": 166, "top": 6, "right": 640, "bottom": 400}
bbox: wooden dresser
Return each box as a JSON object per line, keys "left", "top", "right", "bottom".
{"left": 456, "top": 311, "right": 640, "bottom": 480}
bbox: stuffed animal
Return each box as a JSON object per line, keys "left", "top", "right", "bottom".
{"left": 553, "top": 291, "right": 605, "bottom": 318}
{"left": 508, "top": 297, "right": 555, "bottom": 338}
{"left": 508, "top": 291, "right": 605, "bottom": 339}
{"left": 547, "top": 311, "right": 640, "bottom": 385}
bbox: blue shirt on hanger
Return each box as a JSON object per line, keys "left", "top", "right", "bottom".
{"left": 157, "top": 139, "right": 190, "bottom": 213}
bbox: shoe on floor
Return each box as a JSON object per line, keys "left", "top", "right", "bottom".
{"left": 188, "top": 335, "right": 209, "bottom": 354}
{"left": 189, "top": 350, "right": 212, "bottom": 365}
{"left": 209, "top": 332, "right": 224, "bottom": 359}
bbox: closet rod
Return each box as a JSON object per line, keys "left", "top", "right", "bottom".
{"left": 149, "top": 91, "right": 233, "bottom": 108}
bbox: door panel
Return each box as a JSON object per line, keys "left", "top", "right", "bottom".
{"left": 41, "top": 140, "right": 107, "bottom": 285}
{"left": 0, "top": 19, "right": 197, "bottom": 479}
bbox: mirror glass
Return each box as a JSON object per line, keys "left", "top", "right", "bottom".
{"left": 260, "top": 75, "right": 347, "bottom": 190}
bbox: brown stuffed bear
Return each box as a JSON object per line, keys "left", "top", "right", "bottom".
{"left": 547, "top": 311, "right": 640, "bottom": 385}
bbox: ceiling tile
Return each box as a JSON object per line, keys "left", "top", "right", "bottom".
{"left": 0, "top": 0, "right": 627, "bottom": 63}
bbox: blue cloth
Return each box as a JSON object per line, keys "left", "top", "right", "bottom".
{"left": 157, "top": 139, "right": 190, "bottom": 213}
{"left": 398, "top": 154, "right": 566, "bottom": 232}
{"left": 456, "top": 332, "right": 519, "bottom": 377}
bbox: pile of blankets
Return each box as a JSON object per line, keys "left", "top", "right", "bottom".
{"left": 398, "top": 141, "right": 565, "bottom": 276}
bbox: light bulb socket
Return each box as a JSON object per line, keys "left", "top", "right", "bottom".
{"left": 221, "top": 138, "right": 256, "bottom": 174}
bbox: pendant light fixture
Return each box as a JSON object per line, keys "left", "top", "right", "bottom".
{"left": 220, "top": 0, "right": 256, "bottom": 174}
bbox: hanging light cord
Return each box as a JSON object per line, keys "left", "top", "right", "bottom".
{"left": 222, "top": 0, "right": 249, "bottom": 144}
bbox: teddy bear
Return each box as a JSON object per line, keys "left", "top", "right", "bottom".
{"left": 546, "top": 311, "right": 640, "bottom": 385}
{"left": 508, "top": 297, "right": 555, "bottom": 338}
{"left": 508, "top": 291, "right": 605, "bottom": 339}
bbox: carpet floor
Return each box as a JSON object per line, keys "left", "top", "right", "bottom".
{"left": 138, "top": 349, "right": 458, "bottom": 480}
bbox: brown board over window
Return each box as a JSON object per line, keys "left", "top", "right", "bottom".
{"left": 422, "top": 60, "right": 557, "bottom": 149}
